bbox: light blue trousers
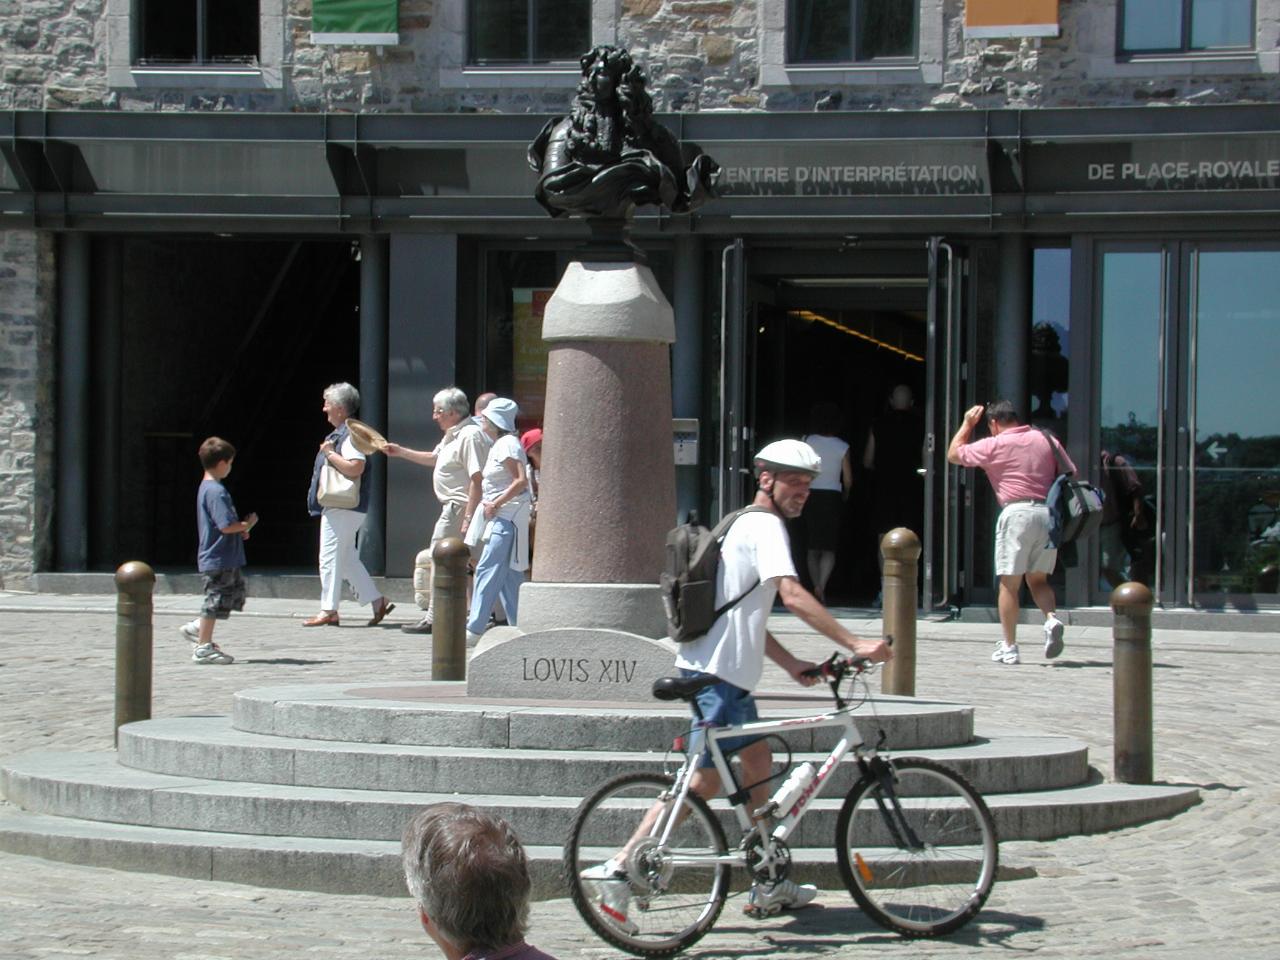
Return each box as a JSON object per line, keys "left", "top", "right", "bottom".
{"left": 466, "top": 517, "right": 524, "bottom": 635}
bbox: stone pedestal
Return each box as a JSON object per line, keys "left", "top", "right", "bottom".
{"left": 479, "top": 255, "right": 678, "bottom": 701}
{"left": 533, "top": 260, "right": 676, "bottom": 583}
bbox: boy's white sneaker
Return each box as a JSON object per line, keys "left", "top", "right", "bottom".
{"left": 1043, "top": 616, "right": 1065, "bottom": 659}
{"left": 179, "top": 619, "right": 201, "bottom": 644}
{"left": 991, "top": 642, "right": 1020, "bottom": 665}
{"left": 192, "top": 642, "right": 233, "bottom": 665}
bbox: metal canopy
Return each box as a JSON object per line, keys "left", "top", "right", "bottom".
{"left": 4, "top": 105, "right": 1280, "bottom": 234}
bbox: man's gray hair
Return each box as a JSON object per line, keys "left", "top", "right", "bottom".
{"left": 433, "top": 387, "right": 470, "bottom": 419}
{"left": 402, "top": 803, "right": 531, "bottom": 953}
{"left": 323, "top": 382, "right": 360, "bottom": 416}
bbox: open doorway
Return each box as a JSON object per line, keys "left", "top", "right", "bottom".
{"left": 747, "top": 256, "right": 928, "bottom": 606}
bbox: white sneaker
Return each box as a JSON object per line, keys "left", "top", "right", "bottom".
{"left": 179, "top": 619, "right": 201, "bottom": 644}
{"left": 991, "top": 642, "right": 1020, "bottom": 665}
{"left": 1043, "top": 616, "right": 1065, "bottom": 659}
{"left": 466, "top": 630, "right": 483, "bottom": 645}
{"left": 580, "top": 861, "right": 638, "bottom": 935}
{"left": 744, "top": 878, "right": 817, "bottom": 917}
{"left": 192, "top": 642, "right": 234, "bottom": 665}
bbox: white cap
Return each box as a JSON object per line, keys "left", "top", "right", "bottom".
{"left": 481, "top": 397, "right": 519, "bottom": 433}
{"left": 754, "top": 439, "right": 822, "bottom": 477}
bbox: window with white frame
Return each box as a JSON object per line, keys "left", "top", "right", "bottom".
{"left": 467, "top": 0, "right": 591, "bottom": 65}
{"left": 787, "top": 0, "right": 917, "bottom": 63}
{"left": 1119, "top": 0, "right": 1253, "bottom": 54}
{"left": 137, "top": 0, "right": 259, "bottom": 65}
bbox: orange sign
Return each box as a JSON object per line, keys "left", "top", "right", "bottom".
{"left": 964, "top": 0, "right": 1059, "bottom": 37}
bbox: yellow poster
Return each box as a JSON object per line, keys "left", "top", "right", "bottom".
{"left": 512, "top": 288, "right": 553, "bottom": 428}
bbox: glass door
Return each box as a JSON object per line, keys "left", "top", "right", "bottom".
{"left": 717, "top": 238, "right": 752, "bottom": 517}
{"left": 923, "top": 237, "right": 966, "bottom": 611}
{"left": 1187, "top": 247, "right": 1280, "bottom": 604}
{"left": 1095, "top": 241, "right": 1280, "bottom": 608}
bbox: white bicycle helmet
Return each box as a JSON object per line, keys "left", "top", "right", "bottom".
{"left": 754, "top": 439, "right": 822, "bottom": 477}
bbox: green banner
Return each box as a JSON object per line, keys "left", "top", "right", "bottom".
{"left": 312, "top": 0, "right": 399, "bottom": 44}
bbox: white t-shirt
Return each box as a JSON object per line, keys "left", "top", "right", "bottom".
{"left": 803, "top": 433, "right": 848, "bottom": 492}
{"left": 674, "top": 510, "right": 797, "bottom": 691}
{"left": 340, "top": 435, "right": 365, "bottom": 463}
{"left": 480, "top": 434, "right": 531, "bottom": 511}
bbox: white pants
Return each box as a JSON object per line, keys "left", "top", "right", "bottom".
{"left": 319, "top": 509, "right": 381, "bottom": 612}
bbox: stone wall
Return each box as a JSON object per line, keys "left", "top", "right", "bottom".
{"left": 1, "top": 0, "right": 1278, "bottom": 113}
{"left": 0, "top": 230, "right": 55, "bottom": 590}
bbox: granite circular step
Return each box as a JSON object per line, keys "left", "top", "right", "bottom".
{"left": 116, "top": 716, "right": 1089, "bottom": 798}
{"left": 2, "top": 746, "right": 1172, "bottom": 848}
{"left": 231, "top": 681, "right": 976, "bottom": 751}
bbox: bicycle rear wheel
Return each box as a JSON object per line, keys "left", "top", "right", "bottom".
{"left": 836, "top": 757, "right": 998, "bottom": 937}
{"left": 564, "top": 772, "right": 730, "bottom": 958}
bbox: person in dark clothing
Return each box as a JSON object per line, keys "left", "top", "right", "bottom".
{"left": 863, "top": 384, "right": 925, "bottom": 602}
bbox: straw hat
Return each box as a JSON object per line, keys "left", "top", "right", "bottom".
{"left": 346, "top": 418, "right": 388, "bottom": 455}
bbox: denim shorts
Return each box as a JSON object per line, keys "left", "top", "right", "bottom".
{"left": 680, "top": 669, "right": 762, "bottom": 768}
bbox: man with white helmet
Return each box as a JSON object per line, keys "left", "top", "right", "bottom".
{"left": 582, "top": 439, "right": 892, "bottom": 925}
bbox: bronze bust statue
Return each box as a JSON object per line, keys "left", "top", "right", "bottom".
{"left": 528, "top": 46, "right": 720, "bottom": 220}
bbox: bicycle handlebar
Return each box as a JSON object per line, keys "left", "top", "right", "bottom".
{"left": 800, "top": 635, "right": 894, "bottom": 683}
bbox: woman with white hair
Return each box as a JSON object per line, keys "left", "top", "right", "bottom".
{"left": 304, "top": 382, "right": 394, "bottom": 627}
{"left": 464, "top": 397, "right": 531, "bottom": 641}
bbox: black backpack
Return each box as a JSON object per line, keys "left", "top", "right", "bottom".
{"left": 660, "top": 506, "right": 768, "bottom": 643}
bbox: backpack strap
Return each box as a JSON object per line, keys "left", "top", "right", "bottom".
{"left": 1035, "top": 427, "right": 1074, "bottom": 477}
{"left": 708, "top": 505, "right": 771, "bottom": 624}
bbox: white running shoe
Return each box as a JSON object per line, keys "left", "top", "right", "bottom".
{"left": 580, "top": 861, "right": 638, "bottom": 935}
{"left": 744, "top": 878, "right": 817, "bottom": 917}
{"left": 1043, "top": 616, "right": 1065, "bottom": 659}
{"left": 991, "top": 642, "right": 1020, "bottom": 665}
{"left": 179, "top": 619, "right": 201, "bottom": 644}
{"left": 192, "top": 642, "right": 234, "bottom": 665}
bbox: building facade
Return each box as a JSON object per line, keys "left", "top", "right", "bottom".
{"left": 2, "top": 0, "right": 1279, "bottom": 613}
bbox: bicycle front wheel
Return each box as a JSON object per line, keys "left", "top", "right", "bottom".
{"left": 564, "top": 772, "right": 730, "bottom": 958}
{"left": 836, "top": 757, "right": 998, "bottom": 937}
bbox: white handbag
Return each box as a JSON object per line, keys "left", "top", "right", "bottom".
{"left": 317, "top": 462, "right": 360, "bottom": 510}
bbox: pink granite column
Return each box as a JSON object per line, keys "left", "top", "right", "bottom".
{"left": 532, "top": 259, "right": 676, "bottom": 586}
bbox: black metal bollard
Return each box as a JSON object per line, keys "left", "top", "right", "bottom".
{"left": 114, "top": 561, "right": 155, "bottom": 745}
{"left": 431, "top": 537, "right": 470, "bottom": 680}
{"left": 1111, "top": 581, "right": 1154, "bottom": 784}
{"left": 880, "top": 527, "right": 920, "bottom": 697}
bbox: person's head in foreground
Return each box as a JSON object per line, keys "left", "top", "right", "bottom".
{"left": 402, "top": 802, "right": 541, "bottom": 960}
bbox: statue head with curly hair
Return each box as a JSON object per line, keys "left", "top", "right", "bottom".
{"left": 527, "top": 44, "right": 719, "bottom": 221}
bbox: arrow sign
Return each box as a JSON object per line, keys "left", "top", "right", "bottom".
{"left": 1206, "top": 441, "right": 1227, "bottom": 461}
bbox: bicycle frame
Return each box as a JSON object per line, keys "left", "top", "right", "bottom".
{"left": 651, "top": 706, "right": 874, "bottom": 874}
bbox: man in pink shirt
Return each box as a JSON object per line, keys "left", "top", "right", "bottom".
{"left": 948, "top": 400, "right": 1073, "bottom": 664}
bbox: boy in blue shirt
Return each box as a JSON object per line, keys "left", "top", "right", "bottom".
{"left": 179, "top": 437, "right": 257, "bottom": 664}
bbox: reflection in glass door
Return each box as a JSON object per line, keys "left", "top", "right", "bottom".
{"left": 1098, "top": 249, "right": 1164, "bottom": 598}
{"left": 1097, "top": 243, "right": 1280, "bottom": 607}
{"left": 1190, "top": 249, "right": 1280, "bottom": 602}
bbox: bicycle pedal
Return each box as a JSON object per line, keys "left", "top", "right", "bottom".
{"left": 743, "top": 902, "right": 783, "bottom": 919}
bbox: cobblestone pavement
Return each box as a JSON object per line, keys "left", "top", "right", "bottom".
{"left": 1, "top": 593, "right": 1278, "bottom": 959}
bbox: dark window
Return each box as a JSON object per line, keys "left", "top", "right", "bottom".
{"left": 787, "top": 0, "right": 916, "bottom": 64}
{"left": 139, "top": 0, "right": 259, "bottom": 65}
{"left": 467, "top": 0, "right": 591, "bottom": 66}
{"left": 1119, "top": 0, "right": 1253, "bottom": 54}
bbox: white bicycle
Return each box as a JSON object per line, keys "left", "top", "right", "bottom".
{"left": 563, "top": 652, "right": 999, "bottom": 956}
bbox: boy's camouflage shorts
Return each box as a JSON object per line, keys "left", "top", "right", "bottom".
{"left": 201, "top": 568, "right": 247, "bottom": 620}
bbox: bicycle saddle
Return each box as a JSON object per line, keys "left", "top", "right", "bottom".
{"left": 652, "top": 674, "right": 720, "bottom": 702}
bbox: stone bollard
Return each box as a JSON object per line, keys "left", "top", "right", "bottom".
{"left": 431, "top": 537, "right": 470, "bottom": 680}
{"left": 114, "top": 561, "right": 155, "bottom": 745}
{"left": 1111, "top": 581, "right": 1154, "bottom": 784}
{"left": 879, "top": 528, "right": 920, "bottom": 697}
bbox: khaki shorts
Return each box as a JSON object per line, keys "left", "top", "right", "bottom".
{"left": 431, "top": 500, "right": 482, "bottom": 562}
{"left": 993, "top": 502, "right": 1056, "bottom": 576}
